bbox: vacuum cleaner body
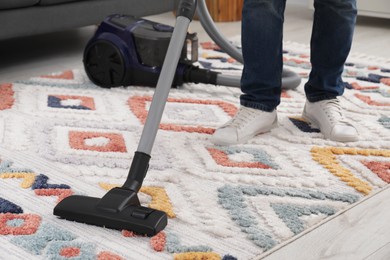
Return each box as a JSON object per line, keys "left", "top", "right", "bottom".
{"left": 84, "top": 14, "right": 198, "bottom": 88}
{"left": 84, "top": 10, "right": 301, "bottom": 90}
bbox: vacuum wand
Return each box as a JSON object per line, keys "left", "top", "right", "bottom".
{"left": 124, "top": 9, "right": 195, "bottom": 190}
{"left": 137, "top": 16, "right": 194, "bottom": 155}
{"left": 53, "top": 0, "right": 198, "bottom": 236}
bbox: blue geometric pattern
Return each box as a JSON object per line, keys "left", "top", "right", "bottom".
{"left": 47, "top": 96, "right": 91, "bottom": 110}
{"left": 31, "top": 174, "right": 70, "bottom": 190}
{"left": 379, "top": 116, "right": 390, "bottom": 129}
{"left": 271, "top": 203, "right": 336, "bottom": 235}
{"left": 289, "top": 117, "right": 320, "bottom": 133}
{"left": 45, "top": 241, "right": 96, "bottom": 260}
{"left": 0, "top": 197, "right": 23, "bottom": 214}
{"left": 218, "top": 185, "right": 359, "bottom": 250}
{"left": 217, "top": 146, "right": 279, "bottom": 169}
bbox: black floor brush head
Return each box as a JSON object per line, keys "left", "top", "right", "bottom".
{"left": 54, "top": 194, "right": 167, "bottom": 236}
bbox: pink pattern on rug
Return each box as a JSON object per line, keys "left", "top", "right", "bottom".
{"left": 121, "top": 230, "right": 165, "bottom": 252}
{"left": 207, "top": 148, "right": 272, "bottom": 169}
{"left": 34, "top": 189, "right": 73, "bottom": 203}
{"left": 350, "top": 82, "right": 379, "bottom": 91}
{"left": 200, "top": 42, "right": 221, "bottom": 51}
{"left": 60, "top": 247, "right": 80, "bottom": 257}
{"left": 121, "top": 230, "right": 137, "bottom": 237}
{"left": 41, "top": 70, "right": 74, "bottom": 80}
{"left": 381, "top": 78, "right": 390, "bottom": 86}
{"left": 128, "top": 96, "right": 237, "bottom": 134}
{"left": 150, "top": 231, "right": 166, "bottom": 252}
{"left": 361, "top": 161, "right": 390, "bottom": 183}
{"left": 283, "top": 57, "right": 310, "bottom": 66}
{"left": 0, "top": 213, "right": 41, "bottom": 235}
{"left": 354, "top": 93, "right": 390, "bottom": 106}
{"left": 98, "top": 252, "right": 124, "bottom": 260}
{"left": 281, "top": 90, "right": 291, "bottom": 98}
{"left": 69, "top": 131, "right": 127, "bottom": 153}
{"left": 0, "top": 83, "right": 15, "bottom": 110}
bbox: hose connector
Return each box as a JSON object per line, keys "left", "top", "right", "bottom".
{"left": 176, "top": 0, "right": 197, "bottom": 20}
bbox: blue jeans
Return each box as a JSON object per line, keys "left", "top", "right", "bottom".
{"left": 240, "top": 0, "right": 357, "bottom": 112}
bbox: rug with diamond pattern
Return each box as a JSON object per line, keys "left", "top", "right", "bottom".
{"left": 0, "top": 42, "right": 389, "bottom": 260}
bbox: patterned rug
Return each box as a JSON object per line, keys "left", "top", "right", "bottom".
{"left": 0, "top": 41, "right": 389, "bottom": 260}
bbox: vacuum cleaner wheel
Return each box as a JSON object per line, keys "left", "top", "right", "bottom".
{"left": 84, "top": 40, "right": 126, "bottom": 88}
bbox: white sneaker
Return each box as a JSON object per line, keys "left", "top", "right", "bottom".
{"left": 302, "top": 98, "right": 359, "bottom": 142}
{"left": 211, "top": 106, "right": 277, "bottom": 145}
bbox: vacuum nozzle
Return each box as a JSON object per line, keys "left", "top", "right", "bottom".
{"left": 54, "top": 188, "right": 167, "bottom": 236}
{"left": 54, "top": 152, "right": 167, "bottom": 236}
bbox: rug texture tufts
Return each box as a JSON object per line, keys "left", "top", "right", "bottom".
{"left": 0, "top": 42, "right": 389, "bottom": 259}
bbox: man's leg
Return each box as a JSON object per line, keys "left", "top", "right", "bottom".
{"left": 303, "top": 0, "right": 359, "bottom": 142}
{"left": 305, "top": 0, "right": 357, "bottom": 101}
{"left": 212, "top": 0, "right": 286, "bottom": 145}
{"left": 240, "top": 0, "right": 286, "bottom": 111}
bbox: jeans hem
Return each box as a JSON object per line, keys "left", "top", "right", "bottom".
{"left": 306, "top": 94, "right": 338, "bottom": 103}
{"left": 240, "top": 100, "right": 276, "bottom": 112}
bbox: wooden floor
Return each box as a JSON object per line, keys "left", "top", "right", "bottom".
{"left": 0, "top": 3, "right": 389, "bottom": 259}
{"left": 260, "top": 186, "right": 390, "bottom": 260}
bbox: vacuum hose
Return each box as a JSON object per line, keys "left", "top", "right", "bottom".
{"left": 183, "top": 65, "right": 241, "bottom": 88}
{"left": 196, "top": 0, "right": 302, "bottom": 90}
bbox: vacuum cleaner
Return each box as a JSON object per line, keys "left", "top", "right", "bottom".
{"left": 82, "top": 1, "right": 301, "bottom": 90}
{"left": 53, "top": 0, "right": 198, "bottom": 236}
{"left": 53, "top": 0, "right": 300, "bottom": 236}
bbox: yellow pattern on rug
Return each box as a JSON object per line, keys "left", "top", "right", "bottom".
{"left": 311, "top": 147, "right": 390, "bottom": 195}
{"left": 99, "top": 183, "right": 176, "bottom": 218}
{"left": 174, "top": 252, "right": 221, "bottom": 260}
{"left": 0, "top": 172, "right": 36, "bottom": 188}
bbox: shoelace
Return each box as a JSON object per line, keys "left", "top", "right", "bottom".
{"left": 225, "top": 107, "right": 258, "bottom": 129}
{"left": 321, "top": 99, "right": 350, "bottom": 126}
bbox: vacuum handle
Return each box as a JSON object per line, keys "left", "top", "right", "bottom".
{"left": 176, "top": 0, "right": 197, "bottom": 20}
